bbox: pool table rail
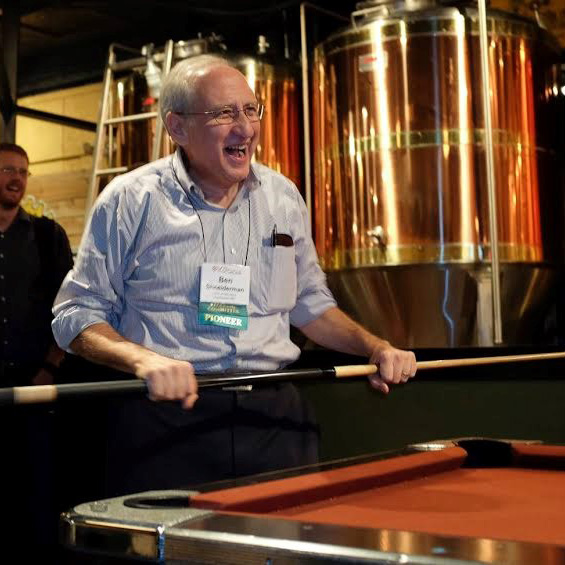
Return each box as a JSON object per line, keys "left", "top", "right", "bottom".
{"left": 60, "top": 438, "right": 565, "bottom": 564}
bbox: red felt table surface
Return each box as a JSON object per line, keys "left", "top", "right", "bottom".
{"left": 191, "top": 445, "right": 565, "bottom": 546}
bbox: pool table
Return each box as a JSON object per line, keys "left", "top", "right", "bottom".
{"left": 61, "top": 438, "right": 565, "bottom": 564}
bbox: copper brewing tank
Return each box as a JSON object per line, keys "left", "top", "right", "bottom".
{"left": 312, "top": 0, "right": 564, "bottom": 346}
{"left": 234, "top": 56, "right": 301, "bottom": 187}
{"left": 107, "top": 38, "right": 301, "bottom": 188}
{"left": 113, "top": 71, "right": 154, "bottom": 170}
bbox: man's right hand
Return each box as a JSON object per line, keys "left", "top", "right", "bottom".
{"left": 69, "top": 323, "right": 199, "bottom": 409}
{"left": 134, "top": 354, "right": 199, "bottom": 410}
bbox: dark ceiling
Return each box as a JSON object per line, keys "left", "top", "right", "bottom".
{"left": 3, "top": 0, "right": 357, "bottom": 97}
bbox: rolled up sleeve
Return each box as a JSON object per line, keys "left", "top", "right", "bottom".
{"left": 289, "top": 191, "right": 336, "bottom": 328}
{"left": 52, "top": 192, "right": 129, "bottom": 351}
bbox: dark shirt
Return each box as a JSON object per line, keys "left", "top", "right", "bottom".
{"left": 0, "top": 208, "right": 73, "bottom": 382}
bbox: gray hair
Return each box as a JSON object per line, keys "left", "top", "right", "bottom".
{"left": 159, "top": 54, "right": 232, "bottom": 123}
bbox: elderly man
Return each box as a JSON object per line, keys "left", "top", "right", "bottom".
{"left": 52, "top": 56, "right": 416, "bottom": 494}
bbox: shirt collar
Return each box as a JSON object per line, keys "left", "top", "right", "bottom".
{"left": 1, "top": 207, "right": 32, "bottom": 234}
{"left": 17, "top": 207, "right": 32, "bottom": 223}
{"left": 171, "top": 147, "right": 262, "bottom": 204}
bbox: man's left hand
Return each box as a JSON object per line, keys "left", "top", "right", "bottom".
{"left": 368, "top": 343, "right": 417, "bottom": 394}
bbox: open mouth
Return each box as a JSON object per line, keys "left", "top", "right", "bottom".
{"left": 224, "top": 144, "right": 247, "bottom": 158}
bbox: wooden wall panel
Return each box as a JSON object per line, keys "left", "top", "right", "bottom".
{"left": 25, "top": 170, "right": 90, "bottom": 250}
{"left": 14, "top": 82, "right": 102, "bottom": 250}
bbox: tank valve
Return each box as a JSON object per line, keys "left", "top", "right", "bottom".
{"left": 367, "top": 226, "right": 387, "bottom": 248}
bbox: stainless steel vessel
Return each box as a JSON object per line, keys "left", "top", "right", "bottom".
{"left": 312, "top": 0, "right": 563, "bottom": 346}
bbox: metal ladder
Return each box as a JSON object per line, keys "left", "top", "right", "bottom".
{"left": 84, "top": 40, "right": 174, "bottom": 217}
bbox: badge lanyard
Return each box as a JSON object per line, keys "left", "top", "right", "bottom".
{"left": 172, "top": 160, "right": 252, "bottom": 329}
{"left": 190, "top": 196, "right": 251, "bottom": 329}
{"left": 185, "top": 192, "right": 251, "bottom": 267}
{"left": 172, "top": 159, "right": 251, "bottom": 265}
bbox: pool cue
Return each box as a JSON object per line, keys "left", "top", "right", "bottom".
{"left": 416, "top": 350, "right": 565, "bottom": 370}
{"left": 1, "top": 350, "right": 564, "bottom": 406}
{"left": 0, "top": 365, "right": 377, "bottom": 406}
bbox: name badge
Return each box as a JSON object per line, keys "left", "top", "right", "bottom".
{"left": 198, "top": 263, "right": 250, "bottom": 330}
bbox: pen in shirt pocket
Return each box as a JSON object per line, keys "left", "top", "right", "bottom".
{"left": 270, "top": 227, "right": 294, "bottom": 247}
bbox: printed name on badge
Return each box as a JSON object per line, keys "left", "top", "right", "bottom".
{"left": 198, "top": 263, "right": 251, "bottom": 330}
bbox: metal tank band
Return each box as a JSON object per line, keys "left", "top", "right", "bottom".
{"left": 318, "top": 12, "right": 536, "bottom": 57}
{"left": 324, "top": 243, "right": 542, "bottom": 270}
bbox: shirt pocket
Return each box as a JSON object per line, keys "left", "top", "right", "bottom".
{"left": 259, "top": 245, "right": 297, "bottom": 312}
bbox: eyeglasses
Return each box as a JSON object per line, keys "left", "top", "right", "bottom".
{"left": 175, "top": 103, "right": 265, "bottom": 125}
{"left": 0, "top": 166, "right": 31, "bottom": 178}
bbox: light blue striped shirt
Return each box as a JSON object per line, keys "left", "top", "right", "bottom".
{"left": 52, "top": 149, "right": 336, "bottom": 373}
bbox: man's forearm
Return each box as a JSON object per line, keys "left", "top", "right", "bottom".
{"left": 70, "top": 322, "right": 158, "bottom": 376}
{"left": 299, "top": 307, "right": 389, "bottom": 357}
{"left": 300, "top": 306, "right": 416, "bottom": 393}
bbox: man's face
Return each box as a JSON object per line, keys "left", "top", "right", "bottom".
{"left": 0, "top": 151, "right": 29, "bottom": 210}
{"left": 183, "top": 66, "right": 260, "bottom": 193}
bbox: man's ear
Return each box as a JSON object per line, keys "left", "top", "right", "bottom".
{"left": 165, "top": 112, "right": 189, "bottom": 146}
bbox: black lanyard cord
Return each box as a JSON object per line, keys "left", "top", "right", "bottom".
{"left": 173, "top": 159, "right": 252, "bottom": 265}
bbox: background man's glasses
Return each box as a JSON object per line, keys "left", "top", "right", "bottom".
{"left": 175, "top": 103, "right": 265, "bottom": 125}
{"left": 0, "top": 166, "right": 31, "bottom": 178}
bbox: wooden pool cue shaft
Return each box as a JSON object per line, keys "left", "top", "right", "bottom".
{"left": 414, "top": 351, "right": 565, "bottom": 370}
